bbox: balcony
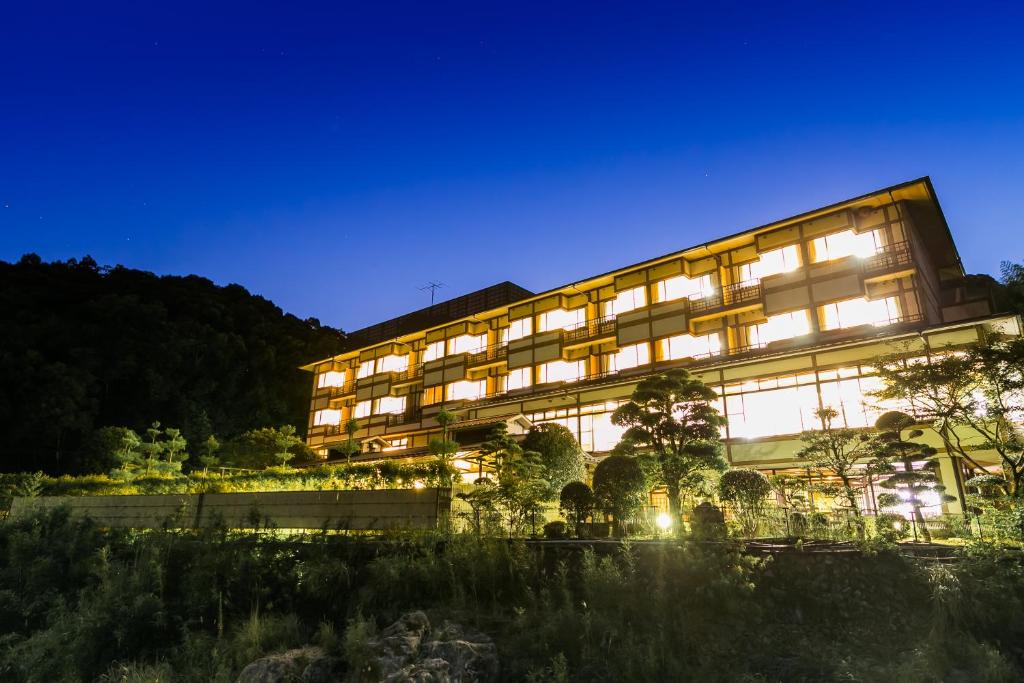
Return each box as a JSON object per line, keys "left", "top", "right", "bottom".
{"left": 563, "top": 315, "right": 617, "bottom": 346}
{"left": 327, "top": 380, "right": 357, "bottom": 397}
{"left": 466, "top": 342, "right": 508, "bottom": 367}
{"left": 391, "top": 364, "right": 424, "bottom": 385}
{"left": 385, "top": 408, "right": 423, "bottom": 427}
{"left": 861, "top": 240, "right": 912, "bottom": 276}
{"left": 689, "top": 280, "right": 762, "bottom": 316}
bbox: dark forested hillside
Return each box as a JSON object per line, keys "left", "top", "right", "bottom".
{"left": 0, "top": 254, "right": 345, "bottom": 474}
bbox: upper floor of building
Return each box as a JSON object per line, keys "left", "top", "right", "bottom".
{"left": 303, "top": 178, "right": 992, "bottom": 428}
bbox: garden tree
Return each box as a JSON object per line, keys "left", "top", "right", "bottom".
{"left": 869, "top": 411, "right": 954, "bottom": 543}
{"left": 334, "top": 418, "right": 361, "bottom": 464}
{"left": 481, "top": 423, "right": 550, "bottom": 536}
{"left": 767, "top": 473, "right": 809, "bottom": 512}
{"left": 455, "top": 478, "right": 499, "bottom": 535}
{"left": 427, "top": 408, "right": 460, "bottom": 477}
{"left": 996, "top": 259, "right": 1024, "bottom": 315}
{"left": 139, "top": 422, "right": 167, "bottom": 476}
{"left": 195, "top": 435, "right": 221, "bottom": 472}
{"left": 797, "top": 407, "right": 871, "bottom": 538}
{"left": 874, "top": 337, "right": 1024, "bottom": 497}
{"left": 610, "top": 369, "right": 727, "bottom": 526}
{"left": 219, "top": 426, "right": 316, "bottom": 469}
{"left": 521, "top": 423, "right": 586, "bottom": 494}
{"left": 592, "top": 455, "right": 648, "bottom": 536}
{"left": 559, "top": 481, "right": 595, "bottom": 537}
{"left": 718, "top": 469, "right": 771, "bottom": 537}
{"left": 162, "top": 427, "right": 189, "bottom": 469}
{"left": 0, "top": 254, "right": 345, "bottom": 474}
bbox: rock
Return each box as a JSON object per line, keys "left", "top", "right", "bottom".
{"left": 370, "top": 612, "right": 499, "bottom": 683}
{"left": 236, "top": 646, "right": 327, "bottom": 683}
{"left": 235, "top": 612, "right": 497, "bottom": 683}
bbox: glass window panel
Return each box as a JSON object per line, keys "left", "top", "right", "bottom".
{"left": 446, "top": 379, "right": 486, "bottom": 401}
{"left": 353, "top": 400, "right": 371, "bottom": 418}
{"left": 449, "top": 333, "right": 487, "bottom": 355}
{"left": 423, "top": 341, "right": 445, "bottom": 362}
{"left": 820, "top": 296, "right": 902, "bottom": 331}
{"left": 745, "top": 309, "right": 812, "bottom": 347}
{"left": 659, "top": 332, "right": 723, "bottom": 360}
{"left": 508, "top": 318, "right": 533, "bottom": 341}
{"left": 738, "top": 245, "right": 801, "bottom": 282}
{"left": 810, "top": 229, "right": 882, "bottom": 263}
{"left": 376, "top": 354, "right": 409, "bottom": 374}
{"left": 607, "top": 342, "right": 650, "bottom": 372}
{"left": 374, "top": 395, "right": 406, "bottom": 415}
{"left": 538, "top": 359, "right": 586, "bottom": 384}
{"left": 314, "top": 409, "right": 342, "bottom": 426}
{"left": 655, "top": 273, "right": 714, "bottom": 303}
{"left": 357, "top": 361, "right": 375, "bottom": 379}
{"left": 317, "top": 370, "right": 346, "bottom": 388}
{"left": 506, "top": 367, "right": 532, "bottom": 391}
{"left": 538, "top": 308, "right": 586, "bottom": 333}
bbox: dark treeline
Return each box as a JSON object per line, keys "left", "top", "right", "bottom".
{"left": 0, "top": 254, "right": 345, "bottom": 474}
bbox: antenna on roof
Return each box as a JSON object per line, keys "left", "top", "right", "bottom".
{"left": 419, "top": 281, "right": 445, "bottom": 306}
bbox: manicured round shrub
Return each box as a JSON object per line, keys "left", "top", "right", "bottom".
{"left": 543, "top": 520, "right": 568, "bottom": 539}
{"left": 690, "top": 502, "right": 726, "bottom": 539}
{"left": 592, "top": 456, "right": 647, "bottom": 535}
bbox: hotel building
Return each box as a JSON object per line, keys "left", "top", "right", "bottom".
{"left": 302, "top": 178, "right": 1019, "bottom": 515}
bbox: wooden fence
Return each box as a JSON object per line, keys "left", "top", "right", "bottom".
{"left": 7, "top": 488, "right": 451, "bottom": 531}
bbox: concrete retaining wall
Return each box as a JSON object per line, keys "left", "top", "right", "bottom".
{"left": 7, "top": 488, "right": 451, "bottom": 530}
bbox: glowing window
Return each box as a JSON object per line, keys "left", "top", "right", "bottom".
{"left": 449, "top": 333, "right": 487, "bottom": 355}
{"left": 383, "top": 437, "right": 408, "bottom": 452}
{"left": 356, "top": 361, "right": 375, "bottom": 379}
{"left": 658, "top": 332, "right": 723, "bottom": 361}
{"left": 745, "top": 309, "right": 812, "bottom": 348}
{"left": 818, "top": 374, "right": 911, "bottom": 428}
{"left": 353, "top": 400, "right": 371, "bottom": 418}
{"left": 655, "top": 274, "right": 714, "bottom": 303}
{"left": 810, "top": 229, "right": 882, "bottom": 263}
{"left": 605, "top": 286, "right": 647, "bottom": 316}
{"left": 505, "top": 367, "right": 532, "bottom": 391}
{"left": 538, "top": 359, "right": 586, "bottom": 384}
{"left": 423, "top": 341, "right": 444, "bottom": 362}
{"left": 508, "top": 318, "right": 533, "bottom": 341}
{"left": 820, "top": 296, "right": 901, "bottom": 330}
{"left": 447, "top": 379, "right": 486, "bottom": 401}
{"left": 313, "top": 409, "right": 341, "bottom": 426}
{"left": 738, "top": 245, "right": 801, "bottom": 282}
{"left": 374, "top": 395, "right": 406, "bottom": 415}
{"left": 422, "top": 386, "right": 443, "bottom": 405}
{"left": 376, "top": 354, "right": 409, "bottom": 374}
{"left": 725, "top": 384, "right": 820, "bottom": 438}
{"left": 537, "top": 308, "right": 586, "bottom": 333}
{"left": 317, "top": 370, "right": 346, "bottom": 388}
{"left": 606, "top": 343, "right": 650, "bottom": 372}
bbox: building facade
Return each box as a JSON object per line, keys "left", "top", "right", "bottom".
{"left": 302, "top": 178, "right": 1019, "bottom": 516}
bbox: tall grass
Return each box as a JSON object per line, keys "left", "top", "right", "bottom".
{"left": 0, "top": 507, "right": 1022, "bottom": 681}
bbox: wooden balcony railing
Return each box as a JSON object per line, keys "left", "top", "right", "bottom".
{"left": 689, "top": 280, "right": 762, "bottom": 315}
{"left": 862, "top": 240, "right": 912, "bottom": 274}
{"left": 563, "top": 315, "right": 617, "bottom": 344}
{"left": 391, "top": 364, "right": 424, "bottom": 383}
{"left": 466, "top": 343, "right": 508, "bottom": 366}
{"left": 385, "top": 408, "right": 423, "bottom": 427}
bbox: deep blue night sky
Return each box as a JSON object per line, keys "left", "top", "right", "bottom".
{"left": 2, "top": 1, "right": 1022, "bottom": 331}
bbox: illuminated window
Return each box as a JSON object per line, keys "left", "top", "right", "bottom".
{"left": 818, "top": 374, "right": 909, "bottom": 428}
{"left": 356, "top": 361, "right": 374, "bottom": 379}
{"left": 374, "top": 395, "right": 406, "bottom": 415}
{"left": 504, "top": 367, "right": 532, "bottom": 391}
{"left": 658, "top": 332, "right": 723, "bottom": 361}
{"left": 317, "top": 370, "right": 346, "bottom": 388}
{"left": 313, "top": 409, "right": 341, "bottom": 426}
{"left": 384, "top": 437, "right": 408, "bottom": 451}
{"left": 810, "top": 229, "right": 882, "bottom": 263}
{"left": 447, "top": 379, "right": 486, "bottom": 401}
{"left": 738, "top": 245, "right": 801, "bottom": 282}
{"left": 654, "top": 274, "right": 714, "bottom": 303}
{"left": 449, "top": 333, "right": 487, "bottom": 355}
{"left": 603, "top": 286, "right": 647, "bottom": 316}
{"left": 376, "top": 354, "right": 409, "bottom": 374}
{"left": 508, "top": 318, "right": 533, "bottom": 341}
{"left": 725, "top": 383, "right": 820, "bottom": 438}
{"left": 745, "top": 309, "right": 812, "bottom": 348}
{"left": 537, "top": 308, "right": 586, "bottom": 333}
{"left": 422, "top": 386, "right": 443, "bottom": 405}
{"left": 527, "top": 401, "right": 627, "bottom": 452}
{"left": 820, "top": 296, "right": 901, "bottom": 330}
{"left": 538, "top": 359, "right": 586, "bottom": 384}
{"left": 606, "top": 343, "right": 651, "bottom": 372}
{"left": 423, "top": 341, "right": 444, "bottom": 362}
{"left": 353, "top": 400, "right": 371, "bottom": 418}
